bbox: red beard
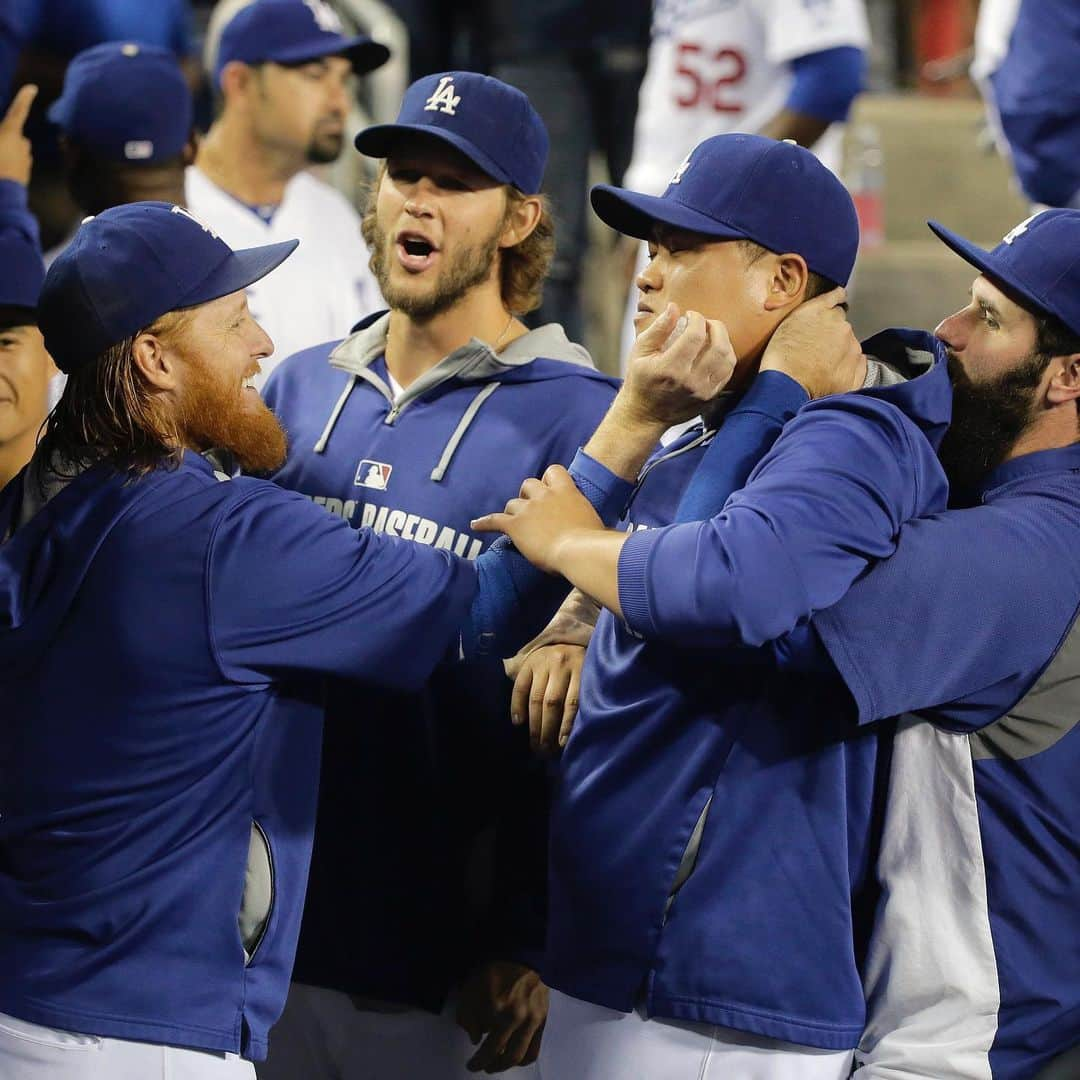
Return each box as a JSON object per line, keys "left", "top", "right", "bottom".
{"left": 176, "top": 353, "right": 287, "bottom": 475}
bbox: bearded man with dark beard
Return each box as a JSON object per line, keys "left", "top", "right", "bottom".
{"left": 257, "top": 72, "right": 620, "bottom": 1080}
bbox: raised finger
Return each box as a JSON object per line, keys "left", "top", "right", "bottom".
{"left": 2, "top": 85, "right": 38, "bottom": 133}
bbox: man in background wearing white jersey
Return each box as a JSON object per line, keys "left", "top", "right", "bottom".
{"left": 618, "top": 0, "right": 870, "bottom": 359}
{"left": 187, "top": 0, "right": 390, "bottom": 385}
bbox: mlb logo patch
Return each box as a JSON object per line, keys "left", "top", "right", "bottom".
{"left": 355, "top": 459, "right": 392, "bottom": 490}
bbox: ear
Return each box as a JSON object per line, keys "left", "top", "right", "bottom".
{"left": 762, "top": 253, "right": 809, "bottom": 313}
{"left": 1045, "top": 351, "right": 1080, "bottom": 407}
{"left": 131, "top": 330, "right": 181, "bottom": 393}
{"left": 499, "top": 194, "right": 542, "bottom": 249}
{"left": 219, "top": 60, "right": 255, "bottom": 104}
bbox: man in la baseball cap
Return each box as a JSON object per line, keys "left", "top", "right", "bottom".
{"left": 353, "top": 69, "right": 548, "bottom": 195}
{"left": 47, "top": 41, "right": 195, "bottom": 233}
{"left": 214, "top": 0, "right": 389, "bottom": 86}
{"left": 187, "top": 0, "right": 391, "bottom": 381}
{"left": 257, "top": 70, "right": 595, "bottom": 1080}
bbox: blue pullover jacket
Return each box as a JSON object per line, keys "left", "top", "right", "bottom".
{"left": 0, "top": 441, "right": 629, "bottom": 1059}
{"left": 263, "top": 315, "right": 617, "bottom": 1010}
{"left": 679, "top": 333, "right": 1080, "bottom": 1077}
{"left": 545, "top": 331, "right": 950, "bottom": 1050}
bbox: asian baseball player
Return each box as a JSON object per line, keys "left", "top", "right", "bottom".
{"left": 618, "top": 0, "right": 871, "bottom": 361}
{"left": 479, "top": 135, "right": 933, "bottom": 1080}
{"left": 257, "top": 73, "right": 617, "bottom": 1079}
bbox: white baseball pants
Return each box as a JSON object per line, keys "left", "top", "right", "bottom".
{"left": 538, "top": 989, "right": 855, "bottom": 1080}
{"left": 0, "top": 1010, "right": 255, "bottom": 1079}
{"left": 257, "top": 982, "right": 540, "bottom": 1080}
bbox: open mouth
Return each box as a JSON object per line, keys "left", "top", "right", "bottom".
{"left": 396, "top": 232, "right": 439, "bottom": 272}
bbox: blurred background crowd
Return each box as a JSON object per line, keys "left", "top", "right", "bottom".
{"left": 0, "top": 0, "right": 1068, "bottom": 373}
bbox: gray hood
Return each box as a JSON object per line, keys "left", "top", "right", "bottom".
{"left": 310, "top": 317, "right": 599, "bottom": 483}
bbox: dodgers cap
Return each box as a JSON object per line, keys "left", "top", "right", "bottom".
{"left": 39, "top": 202, "right": 298, "bottom": 374}
{"left": 47, "top": 42, "right": 193, "bottom": 163}
{"left": 215, "top": 0, "right": 389, "bottom": 86}
{"left": 591, "top": 134, "right": 860, "bottom": 287}
{"left": 354, "top": 72, "right": 549, "bottom": 195}
{"left": 929, "top": 209, "right": 1080, "bottom": 337}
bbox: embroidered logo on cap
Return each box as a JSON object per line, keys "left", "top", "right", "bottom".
{"left": 669, "top": 154, "right": 692, "bottom": 185}
{"left": 170, "top": 205, "right": 219, "bottom": 239}
{"left": 124, "top": 140, "right": 154, "bottom": 160}
{"left": 355, "top": 459, "right": 393, "bottom": 490}
{"left": 1002, "top": 210, "right": 1044, "bottom": 245}
{"left": 424, "top": 76, "right": 461, "bottom": 116}
{"left": 302, "top": 0, "right": 343, "bottom": 33}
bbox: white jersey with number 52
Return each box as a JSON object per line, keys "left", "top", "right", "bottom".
{"left": 626, "top": 0, "right": 870, "bottom": 195}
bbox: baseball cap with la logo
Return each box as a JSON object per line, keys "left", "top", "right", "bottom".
{"left": 590, "top": 133, "right": 860, "bottom": 288}
{"left": 38, "top": 202, "right": 298, "bottom": 374}
{"left": 215, "top": 0, "right": 390, "bottom": 86}
{"left": 354, "top": 71, "right": 549, "bottom": 195}
{"left": 929, "top": 209, "right": 1080, "bottom": 336}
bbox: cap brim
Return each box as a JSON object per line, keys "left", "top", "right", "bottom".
{"left": 927, "top": 219, "right": 1053, "bottom": 319}
{"left": 271, "top": 36, "right": 390, "bottom": 75}
{"left": 354, "top": 123, "right": 514, "bottom": 186}
{"left": 590, "top": 184, "right": 747, "bottom": 242}
{"left": 179, "top": 239, "right": 298, "bottom": 308}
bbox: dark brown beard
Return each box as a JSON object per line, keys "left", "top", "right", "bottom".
{"left": 367, "top": 216, "right": 501, "bottom": 321}
{"left": 176, "top": 353, "right": 287, "bottom": 475}
{"left": 939, "top": 349, "right": 1047, "bottom": 505}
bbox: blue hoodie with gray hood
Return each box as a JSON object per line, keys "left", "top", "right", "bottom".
{"left": 263, "top": 315, "right": 617, "bottom": 1011}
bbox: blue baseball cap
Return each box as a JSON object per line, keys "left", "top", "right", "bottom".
{"left": 0, "top": 214, "right": 46, "bottom": 314}
{"left": 354, "top": 72, "right": 549, "bottom": 195}
{"left": 38, "top": 202, "right": 298, "bottom": 374}
{"left": 591, "top": 134, "right": 860, "bottom": 287}
{"left": 47, "top": 42, "right": 193, "bottom": 163}
{"left": 929, "top": 210, "right": 1080, "bottom": 337}
{"left": 215, "top": 0, "right": 390, "bottom": 87}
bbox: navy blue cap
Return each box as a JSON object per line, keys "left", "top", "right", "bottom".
{"left": 929, "top": 210, "right": 1080, "bottom": 337}
{"left": 216, "top": 0, "right": 390, "bottom": 86}
{"left": 38, "top": 202, "right": 298, "bottom": 374}
{"left": 47, "top": 42, "right": 193, "bottom": 163}
{"left": 591, "top": 134, "right": 860, "bottom": 287}
{"left": 354, "top": 72, "right": 549, "bottom": 195}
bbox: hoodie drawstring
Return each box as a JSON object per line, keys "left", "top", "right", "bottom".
{"left": 314, "top": 374, "right": 358, "bottom": 454}
{"left": 430, "top": 383, "right": 500, "bottom": 482}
